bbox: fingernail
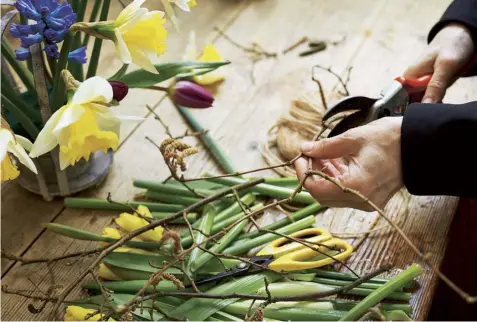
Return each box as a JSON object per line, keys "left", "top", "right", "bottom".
{"left": 301, "top": 141, "right": 314, "bottom": 152}
{"left": 422, "top": 97, "right": 434, "bottom": 104}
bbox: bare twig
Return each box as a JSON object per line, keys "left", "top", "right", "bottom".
{"left": 312, "top": 64, "right": 350, "bottom": 96}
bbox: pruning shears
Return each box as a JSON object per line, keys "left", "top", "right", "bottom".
{"left": 322, "top": 74, "right": 432, "bottom": 137}
{"left": 191, "top": 228, "right": 353, "bottom": 287}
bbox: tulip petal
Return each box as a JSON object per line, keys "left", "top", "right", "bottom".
{"left": 114, "top": 30, "right": 132, "bottom": 64}
{"left": 0, "top": 129, "right": 14, "bottom": 162}
{"left": 29, "top": 105, "right": 67, "bottom": 158}
{"left": 72, "top": 76, "right": 113, "bottom": 105}
{"left": 129, "top": 47, "right": 158, "bottom": 74}
{"left": 8, "top": 140, "right": 38, "bottom": 174}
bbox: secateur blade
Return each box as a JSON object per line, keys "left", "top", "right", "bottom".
{"left": 322, "top": 96, "right": 378, "bottom": 138}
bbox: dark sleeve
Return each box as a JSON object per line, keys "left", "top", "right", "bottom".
{"left": 428, "top": 0, "right": 477, "bottom": 76}
{"left": 401, "top": 102, "right": 477, "bottom": 197}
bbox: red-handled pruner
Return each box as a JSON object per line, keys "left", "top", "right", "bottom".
{"left": 322, "top": 74, "right": 432, "bottom": 137}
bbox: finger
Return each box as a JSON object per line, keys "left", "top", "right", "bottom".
{"left": 295, "top": 157, "right": 343, "bottom": 200}
{"left": 301, "top": 135, "right": 359, "bottom": 159}
{"left": 313, "top": 158, "right": 342, "bottom": 178}
{"left": 319, "top": 199, "right": 375, "bottom": 212}
{"left": 403, "top": 51, "right": 436, "bottom": 78}
{"left": 422, "top": 57, "right": 458, "bottom": 103}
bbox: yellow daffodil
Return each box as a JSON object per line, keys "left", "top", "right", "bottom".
{"left": 29, "top": 76, "right": 140, "bottom": 170}
{"left": 100, "top": 227, "right": 153, "bottom": 254}
{"left": 115, "top": 205, "right": 164, "bottom": 242}
{"left": 64, "top": 306, "right": 115, "bottom": 321}
{"left": 160, "top": 0, "right": 197, "bottom": 31}
{"left": 98, "top": 263, "right": 122, "bottom": 281}
{"left": 170, "top": 0, "right": 197, "bottom": 11}
{"left": 183, "top": 31, "right": 226, "bottom": 85}
{"left": 1, "top": 119, "right": 37, "bottom": 181}
{"left": 88, "top": 0, "right": 167, "bottom": 74}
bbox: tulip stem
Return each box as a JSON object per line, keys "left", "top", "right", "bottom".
{"left": 86, "top": 0, "right": 110, "bottom": 79}
{"left": 148, "top": 85, "right": 169, "bottom": 92}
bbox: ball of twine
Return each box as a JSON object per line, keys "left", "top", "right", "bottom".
{"left": 261, "top": 90, "right": 354, "bottom": 177}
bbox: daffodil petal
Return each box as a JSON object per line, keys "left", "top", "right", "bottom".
{"left": 116, "top": 0, "right": 147, "bottom": 25}
{"left": 114, "top": 30, "right": 132, "bottom": 64}
{"left": 8, "top": 140, "right": 37, "bottom": 174}
{"left": 14, "top": 135, "right": 33, "bottom": 152}
{"left": 64, "top": 305, "right": 115, "bottom": 321}
{"left": 0, "top": 129, "right": 14, "bottom": 162}
{"left": 129, "top": 47, "right": 158, "bottom": 74}
{"left": 72, "top": 76, "right": 113, "bottom": 105}
{"left": 53, "top": 104, "right": 85, "bottom": 135}
{"left": 98, "top": 263, "right": 122, "bottom": 281}
{"left": 29, "top": 105, "right": 67, "bottom": 158}
{"left": 117, "top": 7, "right": 148, "bottom": 33}
{"left": 172, "top": 0, "right": 191, "bottom": 11}
{"left": 137, "top": 205, "right": 152, "bottom": 218}
{"left": 90, "top": 106, "right": 122, "bottom": 137}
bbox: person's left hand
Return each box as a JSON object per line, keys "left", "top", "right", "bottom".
{"left": 295, "top": 117, "right": 404, "bottom": 211}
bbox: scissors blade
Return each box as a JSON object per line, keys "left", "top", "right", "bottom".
{"left": 322, "top": 96, "right": 378, "bottom": 122}
{"left": 326, "top": 109, "right": 370, "bottom": 137}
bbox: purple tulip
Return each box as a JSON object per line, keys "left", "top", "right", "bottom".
{"left": 109, "top": 81, "right": 129, "bottom": 102}
{"left": 171, "top": 81, "right": 214, "bottom": 109}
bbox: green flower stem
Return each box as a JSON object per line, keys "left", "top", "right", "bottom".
{"left": 222, "top": 215, "right": 315, "bottom": 255}
{"left": 145, "top": 191, "right": 201, "bottom": 206}
{"left": 205, "top": 175, "right": 316, "bottom": 205}
{"left": 108, "top": 63, "right": 129, "bottom": 81}
{"left": 1, "top": 74, "right": 39, "bottom": 120}
{"left": 83, "top": 0, "right": 102, "bottom": 46}
{"left": 181, "top": 203, "right": 263, "bottom": 249}
{"left": 181, "top": 193, "right": 256, "bottom": 237}
{"left": 263, "top": 176, "right": 300, "bottom": 187}
{"left": 134, "top": 179, "right": 215, "bottom": 198}
{"left": 1, "top": 94, "right": 39, "bottom": 139}
{"left": 191, "top": 218, "right": 249, "bottom": 273}
{"left": 69, "top": 0, "right": 88, "bottom": 81}
{"left": 175, "top": 105, "right": 237, "bottom": 173}
{"left": 86, "top": 0, "right": 111, "bottom": 79}
{"left": 238, "top": 202, "right": 322, "bottom": 240}
{"left": 310, "top": 269, "right": 414, "bottom": 288}
{"left": 50, "top": 32, "right": 75, "bottom": 112}
{"left": 339, "top": 263, "right": 423, "bottom": 321}
{"left": 1, "top": 42, "right": 36, "bottom": 97}
{"left": 151, "top": 212, "right": 197, "bottom": 224}
{"left": 332, "top": 300, "right": 412, "bottom": 314}
{"left": 186, "top": 205, "right": 217, "bottom": 277}
{"left": 383, "top": 310, "right": 412, "bottom": 321}
{"left": 64, "top": 197, "right": 184, "bottom": 212}
{"left": 312, "top": 277, "right": 401, "bottom": 291}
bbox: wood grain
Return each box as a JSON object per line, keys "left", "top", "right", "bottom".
{"left": 1, "top": 0, "right": 467, "bottom": 321}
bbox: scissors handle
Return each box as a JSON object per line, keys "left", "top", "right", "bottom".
{"left": 267, "top": 238, "right": 353, "bottom": 272}
{"left": 257, "top": 228, "right": 332, "bottom": 258}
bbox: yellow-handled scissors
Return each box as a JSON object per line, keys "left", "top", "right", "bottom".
{"left": 191, "top": 228, "right": 353, "bottom": 287}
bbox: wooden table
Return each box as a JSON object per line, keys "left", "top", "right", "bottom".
{"left": 2, "top": 0, "right": 473, "bottom": 320}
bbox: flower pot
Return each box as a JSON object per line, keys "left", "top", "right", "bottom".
{"left": 16, "top": 150, "right": 114, "bottom": 201}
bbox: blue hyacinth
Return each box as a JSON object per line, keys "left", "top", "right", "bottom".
{"left": 11, "top": 0, "right": 85, "bottom": 63}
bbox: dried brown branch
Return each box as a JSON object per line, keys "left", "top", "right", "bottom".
{"left": 312, "top": 64, "right": 350, "bottom": 96}
{"left": 214, "top": 26, "right": 277, "bottom": 59}
{"left": 1, "top": 246, "right": 107, "bottom": 265}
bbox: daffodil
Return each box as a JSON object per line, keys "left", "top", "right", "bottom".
{"left": 100, "top": 227, "right": 153, "bottom": 254}
{"left": 1, "top": 118, "right": 37, "bottom": 182}
{"left": 29, "top": 76, "right": 140, "bottom": 170}
{"left": 160, "top": 0, "right": 196, "bottom": 31}
{"left": 64, "top": 306, "right": 115, "bottom": 321}
{"left": 183, "top": 31, "right": 226, "bottom": 85}
{"left": 170, "top": 0, "right": 197, "bottom": 11}
{"left": 86, "top": 0, "right": 167, "bottom": 74}
{"left": 98, "top": 263, "right": 122, "bottom": 281}
{"left": 115, "top": 205, "right": 164, "bottom": 242}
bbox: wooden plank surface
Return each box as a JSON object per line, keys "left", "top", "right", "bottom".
{"left": 1, "top": 0, "right": 468, "bottom": 320}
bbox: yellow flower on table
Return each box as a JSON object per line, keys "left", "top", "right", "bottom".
{"left": 89, "top": 0, "right": 167, "bottom": 74}
{"left": 184, "top": 31, "right": 226, "bottom": 85}
{"left": 115, "top": 205, "right": 164, "bottom": 242}
{"left": 0, "top": 119, "right": 37, "bottom": 182}
{"left": 100, "top": 227, "right": 154, "bottom": 254}
{"left": 29, "top": 76, "right": 139, "bottom": 170}
{"left": 64, "top": 306, "right": 115, "bottom": 321}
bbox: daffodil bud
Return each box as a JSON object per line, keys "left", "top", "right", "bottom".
{"left": 109, "top": 81, "right": 129, "bottom": 102}
{"left": 170, "top": 81, "right": 214, "bottom": 108}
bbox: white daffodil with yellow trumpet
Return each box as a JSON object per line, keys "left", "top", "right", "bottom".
{"left": 29, "top": 73, "right": 142, "bottom": 170}
{"left": 0, "top": 118, "right": 37, "bottom": 182}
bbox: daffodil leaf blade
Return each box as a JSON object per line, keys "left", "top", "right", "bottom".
{"left": 118, "top": 61, "right": 230, "bottom": 88}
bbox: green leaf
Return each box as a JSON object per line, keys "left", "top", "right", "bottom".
{"left": 103, "top": 252, "right": 174, "bottom": 274}
{"left": 118, "top": 61, "right": 230, "bottom": 88}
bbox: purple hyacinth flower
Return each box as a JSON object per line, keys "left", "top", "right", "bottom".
{"left": 44, "top": 15, "right": 66, "bottom": 30}
{"left": 9, "top": 23, "right": 32, "bottom": 37}
{"left": 32, "top": 0, "right": 58, "bottom": 12}
{"left": 64, "top": 13, "right": 77, "bottom": 28}
{"left": 14, "top": 0, "right": 41, "bottom": 21}
{"left": 20, "top": 33, "right": 44, "bottom": 47}
{"left": 44, "top": 43, "right": 60, "bottom": 58}
{"left": 15, "top": 48, "right": 31, "bottom": 61}
{"left": 44, "top": 28, "right": 68, "bottom": 43}
{"left": 51, "top": 2, "right": 73, "bottom": 19}
{"left": 171, "top": 81, "right": 214, "bottom": 109}
{"left": 68, "top": 46, "right": 87, "bottom": 64}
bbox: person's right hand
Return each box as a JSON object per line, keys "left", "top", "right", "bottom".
{"left": 404, "top": 23, "right": 475, "bottom": 103}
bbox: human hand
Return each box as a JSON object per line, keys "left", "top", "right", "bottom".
{"left": 295, "top": 117, "right": 404, "bottom": 211}
{"left": 404, "top": 23, "right": 475, "bottom": 103}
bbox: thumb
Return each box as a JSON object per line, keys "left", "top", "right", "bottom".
{"left": 422, "top": 59, "right": 456, "bottom": 103}
{"left": 301, "top": 135, "right": 359, "bottom": 159}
